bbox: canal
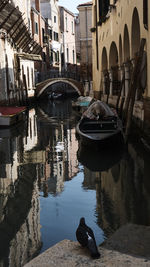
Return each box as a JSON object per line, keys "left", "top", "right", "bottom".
{"left": 0, "top": 98, "right": 150, "bottom": 267}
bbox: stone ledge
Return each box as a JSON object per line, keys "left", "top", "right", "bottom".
{"left": 24, "top": 224, "right": 150, "bottom": 267}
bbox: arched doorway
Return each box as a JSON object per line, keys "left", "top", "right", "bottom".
{"left": 131, "top": 8, "right": 140, "bottom": 57}
{"left": 123, "top": 24, "right": 130, "bottom": 62}
{"left": 109, "top": 42, "right": 119, "bottom": 96}
{"left": 101, "top": 47, "right": 109, "bottom": 95}
{"left": 123, "top": 25, "right": 131, "bottom": 97}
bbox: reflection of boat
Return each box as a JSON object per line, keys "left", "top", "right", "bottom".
{"left": 0, "top": 106, "right": 26, "bottom": 127}
{"left": 76, "top": 100, "right": 123, "bottom": 147}
{"left": 77, "top": 142, "right": 124, "bottom": 172}
{"left": 72, "top": 96, "right": 92, "bottom": 107}
{"left": 0, "top": 120, "right": 27, "bottom": 138}
{"left": 47, "top": 91, "right": 67, "bottom": 100}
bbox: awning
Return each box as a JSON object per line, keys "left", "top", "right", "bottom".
{"left": 0, "top": 0, "right": 42, "bottom": 54}
{"left": 16, "top": 53, "right": 42, "bottom": 61}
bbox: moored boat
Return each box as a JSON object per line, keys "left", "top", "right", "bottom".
{"left": 0, "top": 106, "right": 26, "bottom": 127}
{"left": 76, "top": 100, "right": 123, "bottom": 147}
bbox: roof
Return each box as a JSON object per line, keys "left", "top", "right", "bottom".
{"left": 77, "top": 1, "right": 92, "bottom": 8}
{"left": 59, "top": 6, "right": 75, "bottom": 17}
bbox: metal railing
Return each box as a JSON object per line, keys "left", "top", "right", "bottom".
{"left": 35, "top": 70, "right": 81, "bottom": 84}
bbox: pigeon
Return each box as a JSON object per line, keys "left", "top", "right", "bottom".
{"left": 76, "top": 217, "right": 100, "bottom": 259}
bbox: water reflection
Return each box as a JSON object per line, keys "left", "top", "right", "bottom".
{"left": 36, "top": 100, "right": 79, "bottom": 197}
{"left": 77, "top": 142, "right": 124, "bottom": 172}
{"left": 0, "top": 99, "right": 149, "bottom": 266}
{"left": 0, "top": 109, "right": 41, "bottom": 267}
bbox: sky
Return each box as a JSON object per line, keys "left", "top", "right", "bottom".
{"left": 58, "top": 0, "right": 88, "bottom": 14}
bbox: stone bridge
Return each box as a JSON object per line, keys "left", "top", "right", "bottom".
{"left": 35, "top": 78, "right": 84, "bottom": 98}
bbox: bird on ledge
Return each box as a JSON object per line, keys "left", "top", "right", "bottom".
{"left": 76, "top": 217, "right": 100, "bottom": 259}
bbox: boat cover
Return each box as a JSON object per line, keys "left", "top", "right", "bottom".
{"left": 0, "top": 107, "right": 26, "bottom": 116}
{"left": 82, "top": 100, "right": 115, "bottom": 120}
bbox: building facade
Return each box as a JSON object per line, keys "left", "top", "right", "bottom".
{"left": 40, "top": 0, "right": 61, "bottom": 73}
{"left": 59, "top": 6, "right": 76, "bottom": 71}
{"left": 92, "top": 0, "right": 150, "bottom": 133}
{"left": 77, "top": 1, "right": 93, "bottom": 81}
{"left": 0, "top": 0, "right": 42, "bottom": 105}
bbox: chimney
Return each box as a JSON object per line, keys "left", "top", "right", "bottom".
{"left": 35, "top": 0, "right": 40, "bottom": 12}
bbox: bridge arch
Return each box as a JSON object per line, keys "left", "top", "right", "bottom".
{"left": 36, "top": 78, "right": 84, "bottom": 98}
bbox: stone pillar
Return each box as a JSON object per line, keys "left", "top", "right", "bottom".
{"left": 102, "top": 71, "right": 106, "bottom": 94}
{"left": 124, "top": 62, "right": 130, "bottom": 97}
{"left": 119, "top": 65, "right": 125, "bottom": 96}
{"left": 108, "top": 69, "right": 113, "bottom": 96}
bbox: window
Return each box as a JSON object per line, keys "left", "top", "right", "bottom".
{"left": 50, "top": 49, "right": 53, "bottom": 63}
{"left": 48, "top": 29, "right": 52, "bottom": 39}
{"left": 98, "top": 0, "right": 110, "bottom": 24}
{"left": 72, "top": 21, "right": 74, "bottom": 34}
{"left": 55, "top": 51, "right": 59, "bottom": 62}
{"left": 35, "top": 22, "right": 38, "bottom": 34}
{"left": 54, "top": 32, "right": 58, "bottom": 41}
{"left": 54, "top": 16, "right": 56, "bottom": 23}
{"left": 27, "top": 67, "right": 30, "bottom": 88}
{"left": 65, "top": 16, "right": 68, "bottom": 31}
{"left": 73, "top": 50, "right": 75, "bottom": 64}
{"left": 42, "top": 28, "right": 45, "bottom": 43}
{"left": 67, "top": 48, "right": 69, "bottom": 62}
{"left": 143, "top": 0, "right": 148, "bottom": 29}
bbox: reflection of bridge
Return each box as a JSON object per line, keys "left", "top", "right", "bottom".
{"left": 36, "top": 78, "right": 84, "bottom": 98}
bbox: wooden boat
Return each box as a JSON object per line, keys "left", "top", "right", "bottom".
{"left": 76, "top": 100, "right": 123, "bottom": 147}
{"left": 0, "top": 106, "right": 26, "bottom": 127}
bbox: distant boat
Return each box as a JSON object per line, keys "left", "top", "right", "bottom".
{"left": 76, "top": 100, "right": 123, "bottom": 147}
{"left": 72, "top": 96, "right": 92, "bottom": 107}
{"left": 48, "top": 91, "right": 66, "bottom": 100}
{"left": 0, "top": 106, "right": 26, "bottom": 127}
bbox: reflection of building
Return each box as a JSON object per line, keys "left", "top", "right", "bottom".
{"left": 67, "top": 128, "right": 79, "bottom": 180}
{"left": 8, "top": 181, "right": 41, "bottom": 267}
{"left": 95, "top": 142, "right": 150, "bottom": 237}
{"left": 43, "top": 125, "right": 79, "bottom": 196}
{"left": 37, "top": 102, "right": 79, "bottom": 196}
{"left": 23, "top": 109, "right": 38, "bottom": 152}
{"left": 0, "top": 108, "right": 45, "bottom": 265}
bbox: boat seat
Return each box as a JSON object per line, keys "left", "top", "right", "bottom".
{"left": 82, "top": 122, "right": 117, "bottom": 131}
{"left": 82, "top": 129, "right": 115, "bottom": 133}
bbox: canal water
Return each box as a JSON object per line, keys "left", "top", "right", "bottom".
{"left": 0, "top": 98, "right": 150, "bottom": 267}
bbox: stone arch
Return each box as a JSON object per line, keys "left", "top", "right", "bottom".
{"left": 123, "top": 24, "right": 130, "bottom": 62}
{"left": 109, "top": 42, "right": 119, "bottom": 96}
{"left": 109, "top": 42, "right": 118, "bottom": 68}
{"left": 36, "top": 78, "right": 83, "bottom": 97}
{"left": 131, "top": 7, "right": 140, "bottom": 57}
{"left": 119, "top": 35, "right": 123, "bottom": 65}
{"left": 101, "top": 47, "right": 108, "bottom": 71}
{"left": 101, "top": 47, "right": 109, "bottom": 94}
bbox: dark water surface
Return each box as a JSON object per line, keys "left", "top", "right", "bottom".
{"left": 0, "top": 99, "right": 150, "bottom": 266}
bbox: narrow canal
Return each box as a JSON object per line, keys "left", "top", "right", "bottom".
{"left": 0, "top": 98, "right": 150, "bottom": 267}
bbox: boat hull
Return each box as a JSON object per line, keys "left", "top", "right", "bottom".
{"left": 0, "top": 107, "right": 26, "bottom": 127}
{"left": 76, "top": 118, "right": 124, "bottom": 148}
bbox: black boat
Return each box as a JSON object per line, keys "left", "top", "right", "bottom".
{"left": 76, "top": 100, "right": 123, "bottom": 147}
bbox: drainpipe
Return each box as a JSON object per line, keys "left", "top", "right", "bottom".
{"left": 85, "top": 7, "right": 89, "bottom": 82}
{"left": 1, "top": 31, "right": 9, "bottom": 104}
